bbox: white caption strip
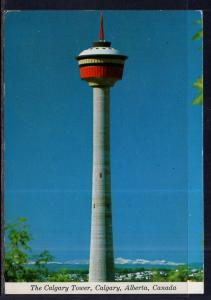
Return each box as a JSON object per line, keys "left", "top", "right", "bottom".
{"left": 5, "top": 282, "right": 204, "bottom": 294}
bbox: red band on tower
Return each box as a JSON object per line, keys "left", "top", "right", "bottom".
{"left": 80, "top": 65, "right": 123, "bottom": 79}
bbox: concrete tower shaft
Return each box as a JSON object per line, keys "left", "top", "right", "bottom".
{"left": 89, "top": 87, "right": 114, "bottom": 281}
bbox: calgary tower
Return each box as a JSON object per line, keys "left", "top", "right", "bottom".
{"left": 76, "top": 15, "right": 127, "bottom": 282}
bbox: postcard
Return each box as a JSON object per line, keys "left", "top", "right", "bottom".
{"left": 3, "top": 10, "right": 203, "bottom": 294}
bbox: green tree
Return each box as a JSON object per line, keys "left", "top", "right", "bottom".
{"left": 32, "top": 250, "right": 54, "bottom": 281}
{"left": 192, "top": 19, "right": 203, "bottom": 105}
{"left": 5, "top": 217, "right": 32, "bottom": 281}
{"left": 151, "top": 270, "right": 167, "bottom": 282}
{"left": 5, "top": 217, "right": 54, "bottom": 282}
{"left": 167, "top": 265, "right": 188, "bottom": 282}
{"left": 48, "top": 269, "right": 71, "bottom": 282}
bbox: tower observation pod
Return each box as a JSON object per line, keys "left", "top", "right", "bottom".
{"left": 76, "top": 15, "right": 127, "bottom": 282}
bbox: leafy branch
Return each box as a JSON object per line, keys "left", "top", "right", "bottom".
{"left": 192, "top": 19, "right": 203, "bottom": 105}
{"left": 4, "top": 217, "right": 54, "bottom": 281}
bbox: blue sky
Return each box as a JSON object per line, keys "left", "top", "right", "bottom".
{"left": 4, "top": 10, "right": 203, "bottom": 264}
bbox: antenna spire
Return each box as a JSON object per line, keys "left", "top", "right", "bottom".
{"left": 99, "top": 14, "right": 104, "bottom": 41}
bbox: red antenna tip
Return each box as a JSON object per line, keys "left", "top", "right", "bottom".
{"left": 99, "top": 14, "right": 104, "bottom": 41}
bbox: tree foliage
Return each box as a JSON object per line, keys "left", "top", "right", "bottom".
{"left": 5, "top": 217, "right": 32, "bottom": 281}
{"left": 167, "top": 265, "right": 188, "bottom": 282}
{"left": 4, "top": 217, "right": 53, "bottom": 282}
{"left": 192, "top": 19, "right": 203, "bottom": 105}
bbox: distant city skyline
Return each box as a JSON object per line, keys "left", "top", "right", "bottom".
{"left": 4, "top": 10, "right": 203, "bottom": 264}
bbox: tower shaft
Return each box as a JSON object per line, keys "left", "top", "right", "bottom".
{"left": 89, "top": 87, "right": 114, "bottom": 282}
